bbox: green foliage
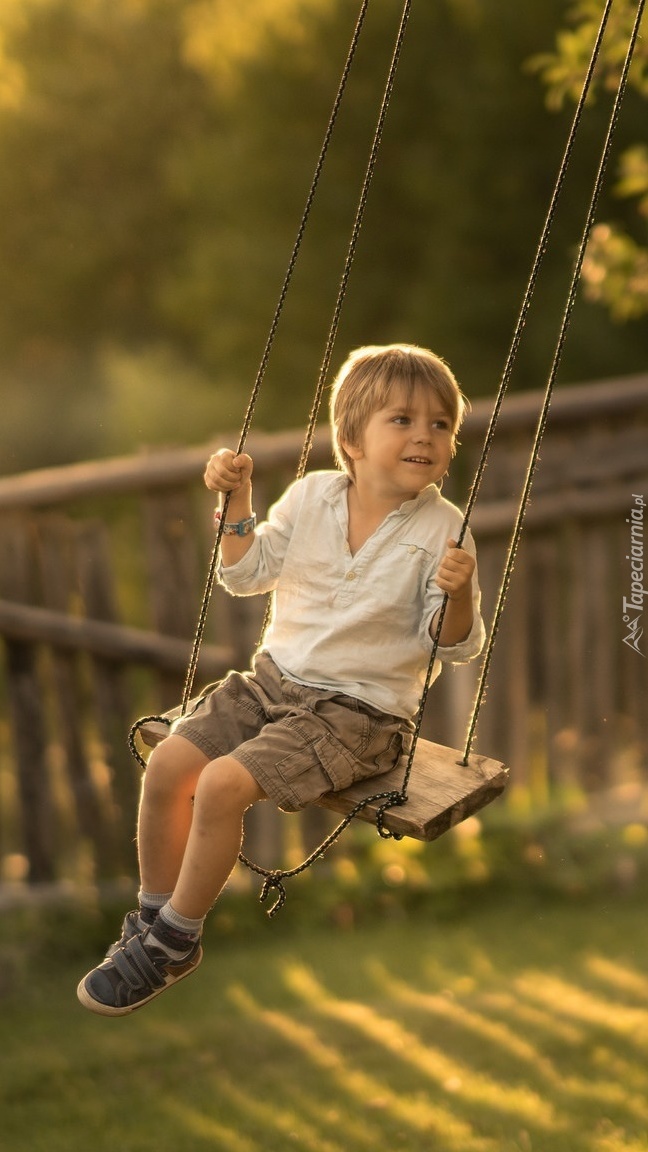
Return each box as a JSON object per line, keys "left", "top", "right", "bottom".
{"left": 0, "top": 0, "right": 208, "bottom": 354}
{"left": 532, "top": 0, "right": 648, "bottom": 320}
{"left": 0, "top": 0, "right": 646, "bottom": 473}
{"left": 530, "top": 0, "right": 648, "bottom": 108}
{"left": 0, "top": 0, "right": 219, "bottom": 469}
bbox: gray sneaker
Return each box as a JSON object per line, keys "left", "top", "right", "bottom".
{"left": 77, "top": 927, "right": 202, "bottom": 1016}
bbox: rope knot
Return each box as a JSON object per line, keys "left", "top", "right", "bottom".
{"left": 259, "top": 872, "right": 288, "bottom": 918}
{"left": 376, "top": 791, "right": 405, "bottom": 840}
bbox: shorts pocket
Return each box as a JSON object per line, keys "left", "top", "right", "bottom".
{"left": 373, "top": 729, "right": 405, "bottom": 773}
{"left": 353, "top": 726, "right": 405, "bottom": 783}
{"left": 312, "top": 731, "right": 362, "bottom": 792}
{"left": 314, "top": 727, "right": 405, "bottom": 793}
{"left": 272, "top": 731, "right": 354, "bottom": 807}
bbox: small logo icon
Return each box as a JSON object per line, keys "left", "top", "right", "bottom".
{"left": 622, "top": 614, "right": 644, "bottom": 656}
{"left": 623, "top": 494, "right": 645, "bottom": 656}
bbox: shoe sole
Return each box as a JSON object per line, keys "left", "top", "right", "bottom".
{"left": 76, "top": 947, "right": 203, "bottom": 1017}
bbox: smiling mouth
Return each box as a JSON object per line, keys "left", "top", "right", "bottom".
{"left": 403, "top": 456, "right": 432, "bottom": 465}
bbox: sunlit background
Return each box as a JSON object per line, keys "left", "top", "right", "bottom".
{"left": 0, "top": 2, "right": 647, "bottom": 1150}
{"left": 0, "top": 0, "right": 645, "bottom": 472}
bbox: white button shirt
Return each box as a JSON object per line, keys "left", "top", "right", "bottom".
{"left": 219, "top": 471, "right": 485, "bottom": 719}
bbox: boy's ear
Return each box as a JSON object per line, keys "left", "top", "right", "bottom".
{"left": 342, "top": 438, "right": 364, "bottom": 462}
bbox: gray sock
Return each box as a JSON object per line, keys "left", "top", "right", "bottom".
{"left": 137, "top": 890, "right": 172, "bottom": 929}
{"left": 149, "top": 901, "right": 204, "bottom": 958}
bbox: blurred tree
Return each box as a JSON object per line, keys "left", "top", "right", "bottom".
{"left": 532, "top": 0, "right": 648, "bottom": 320}
{"left": 0, "top": 0, "right": 216, "bottom": 466}
{"left": 0, "top": 0, "right": 208, "bottom": 353}
{"left": 0, "top": 0, "right": 645, "bottom": 471}
{"left": 165, "top": 0, "right": 648, "bottom": 425}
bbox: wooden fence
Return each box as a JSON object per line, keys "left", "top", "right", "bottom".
{"left": 0, "top": 374, "right": 646, "bottom": 885}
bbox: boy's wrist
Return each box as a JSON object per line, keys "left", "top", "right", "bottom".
{"left": 214, "top": 510, "right": 257, "bottom": 536}
{"left": 220, "top": 483, "right": 252, "bottom": 516}
{"left": 446, "top": 587, "right": 472, "bottom": 604}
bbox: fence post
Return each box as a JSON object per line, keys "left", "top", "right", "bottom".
{"left": 0, "top": 514, "right": 56, "bottom": 882}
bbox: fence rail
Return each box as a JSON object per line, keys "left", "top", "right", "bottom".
{"left": 0, "top": 374, "right": 646, "bottom": 886}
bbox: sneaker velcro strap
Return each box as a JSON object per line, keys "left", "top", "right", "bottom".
{"left": 111, "top": 935, "right": 167, "bottom": 992}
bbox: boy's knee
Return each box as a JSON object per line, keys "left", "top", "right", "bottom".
{"left": 194, "top": 755, "right": 264, "bottom": 815}
{"left": 145, "top": 735, "right": 207, "bottom": 797}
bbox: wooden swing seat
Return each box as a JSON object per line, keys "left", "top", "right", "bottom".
{"left": 138, "top": 718, "right": 507, "bottom": 842}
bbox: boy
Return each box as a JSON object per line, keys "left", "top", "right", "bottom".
{"left": 77, "top": 343, "right": 485, "bottom": 1016}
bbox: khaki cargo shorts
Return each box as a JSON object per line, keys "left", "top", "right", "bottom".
{"left": 170, "top": 651, "right": 413, "bottom": 813}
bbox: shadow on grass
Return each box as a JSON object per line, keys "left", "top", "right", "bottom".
{"left": 1, "top": 886, "right": 648, "bottom": 1152}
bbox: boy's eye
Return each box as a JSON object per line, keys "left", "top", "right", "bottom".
{"left": 389, "top": 413, "right": 452, "bottom": 431}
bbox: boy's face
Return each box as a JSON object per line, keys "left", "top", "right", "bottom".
{"left": 343, "top": 381, "right": 455, "bottom": 501}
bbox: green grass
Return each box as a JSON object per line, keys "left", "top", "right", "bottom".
{"left": 2, "top": 888, "right": 648, "bottom": 1152}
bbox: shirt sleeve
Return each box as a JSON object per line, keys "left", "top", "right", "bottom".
{"left": 418, "top": 526, "right": 486, "bottom": 664}
{"left": 218, "top": 477, "right": 304, "bottom": 597}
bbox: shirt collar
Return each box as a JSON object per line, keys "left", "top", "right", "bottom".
{"left": 321, "top": 471, "right": 442, "bottom": 514}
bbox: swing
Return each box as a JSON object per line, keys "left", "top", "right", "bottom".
{"left": 133, "top": 0, "right": 643, "bottom": 909}
{"left": 138, "top": 716, "right": 506, "bottom": 843}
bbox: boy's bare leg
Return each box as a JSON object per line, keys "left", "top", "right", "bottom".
{"left": 137, "top": 734, "right": 210, "bottom": 895}
{"left": 169, "top": 754, "right": 266, "bottom": 919}
{"left": 77, "top": 751, "right": 265, "bottom": 1014}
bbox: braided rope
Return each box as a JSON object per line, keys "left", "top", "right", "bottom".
{"left": 239, "top": 0, "right": 420, "bottom": 913}
{"left": 129, "top": 0, "right": 415, "bottom": 916}
{"left": 179, "top": 0, "right": 374, "bottom": 715}
{"left": 461, "top": 0, "right": 646, "bottom": 764}
{"left": 294, "top": 0, "right": 414, "bottom": 483}
{"left": 387, "top": 0, "right": 622, "bottom": 800}
{"left": 247, "top": 0, "right": 645, "bottom": 895}
{"left": 240, "top": 780, "right": 405, "bottom": 917}
{"left": 130, "top": 0, "right": 644, "bottom": 918}
{"left": 129, "top": 0, "right": 373, "bottom": 768}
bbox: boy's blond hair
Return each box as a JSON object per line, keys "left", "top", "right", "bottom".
{"left": 330, "top": 343, "right": 467, "bottom": 477}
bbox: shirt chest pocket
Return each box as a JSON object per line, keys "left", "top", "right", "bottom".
{"left": 351, "top": 543, "right": 433, "bottom": 623}
{"left": 396, "top": 542, "right": 433, "bottom": 603}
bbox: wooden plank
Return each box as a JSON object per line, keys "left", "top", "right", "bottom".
{"left": 578, "top": 524, "right": 615, "bottom": 790}
{"left": 0, "top": 598, "right": 234, "bottom": 674}
{"left": 317, "top": 741, "right": 507, "bottom": 841}
{"left": 143, "top": 490, "right": 201, "bottom": 641}
{"left": 137, "top": 719, "right": 507, "bottom": 842}
{"left": 464, "top": 373, "right": 648, "bottom": 432}
{"left": 532, "top": 424, "right": 647, "bottom": 493}
{"left": 143, "top": 489, "right": 203, "bottom": 709}
{"left": 472, "top": 483, "right": 648, "bottom": 536}
{"left": 502, "top": 546, "right": 530, "bottom": 790}
{"left": 0, "top": 429, "right": 333, "bottom": 509}
{"left": 4, "top": 642, "right": 57, "bottom": 881}
{"left": 617, "top": 516, "right": 648, "bottom": 767}
{"left": 532, "top": 531, "right": 573, "bottom": 793}
{"left": 0, "top": 376, "right": 642, "bottom": 510}
{"left": 567, "top": 521, "right": 590, "bottom": 790}
{"left": 76, "top": 520, "right": 141, "bottom": 846}
{"left": 36, "top": 515, "right": 117, "bottom": 874}
{"left": 0, "top": 514, "right": 57, "bottom": 882}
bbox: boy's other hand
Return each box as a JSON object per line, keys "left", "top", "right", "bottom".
{"left": 204, "top": 450, "right": 253, "bottom": 494}
{"left": 435, "top": 538, "right": 475, "bottom": 601}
